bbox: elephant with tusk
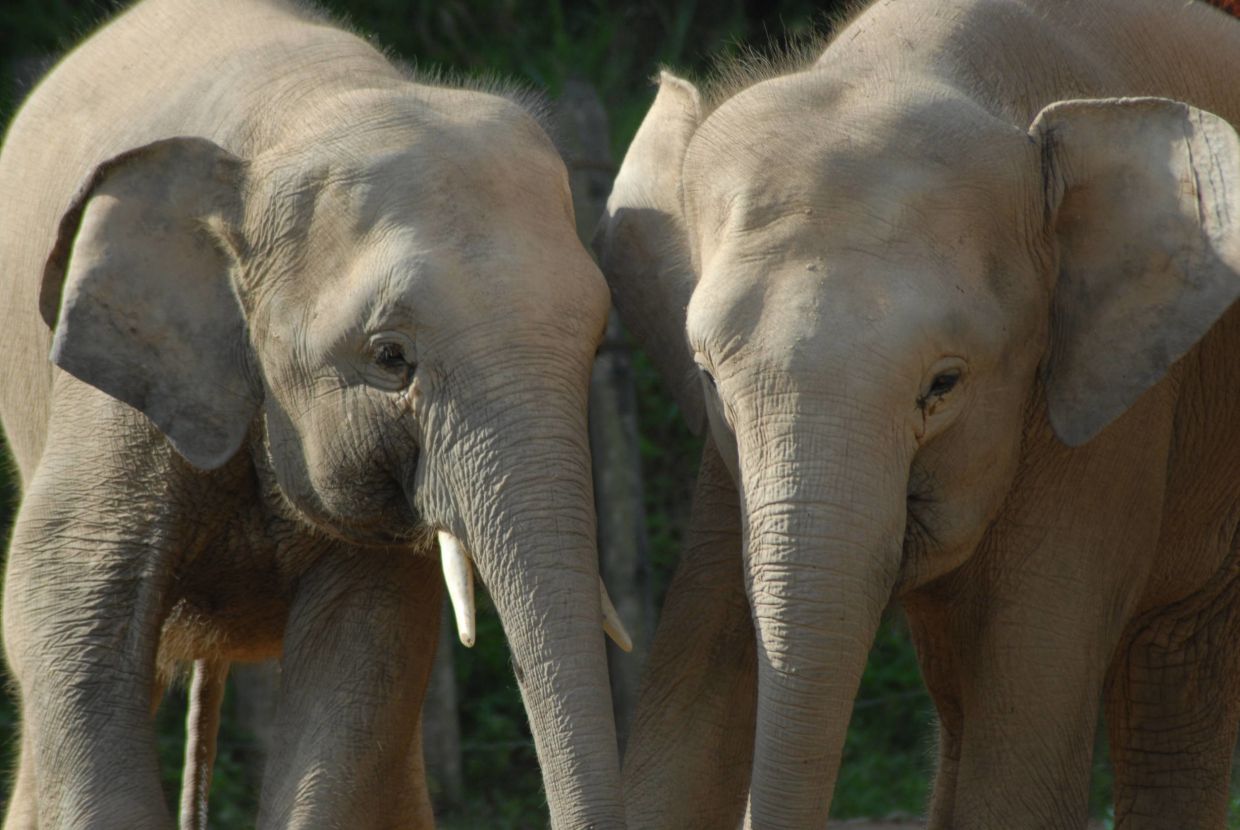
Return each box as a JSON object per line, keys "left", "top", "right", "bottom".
{"left": 0, "top": 0, "right": 629, "bottom": 827}
{"left": 597, "top": 0, "right": 1240, "bottom": 827}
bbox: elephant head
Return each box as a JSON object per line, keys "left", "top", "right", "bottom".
{"left": 596, "top": 71, "right": 1240, "bottom": 824}
{"left": 42, "top": 87, "right": 627, "bottom": 827}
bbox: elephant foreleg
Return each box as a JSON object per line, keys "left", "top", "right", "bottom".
{"left": 623, "top": 437, "right": 756, "bottom": 830}
{"left": 257, "top": 546, "right": 440, "bottom": 830}
{"left": 2, "top": 463, "right": 176, "bottom": 829}
{"left": 180, "top": 658, "right": 229, "bottom": 830}
{"left": 902, "top": 594, "right": 963, "bottom": 830}
{"left": 931, "top": 435, "right": 1173, "bottom": 827}
{"left": 939, "top": 564, "right": 1110, "bottom": 829}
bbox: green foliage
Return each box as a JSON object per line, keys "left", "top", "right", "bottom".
{"left": 0, "top": 0, "right": 122, "bottom": 121}
{"left": 442, "top": 593, "right": 545, "bottom": 828}
{"left": 833, "top": 615, "right": 936, "bottom": 819}
{"left": 631, "top": 348, "right": 702, "bottom": 607}
{"left": 293, "top": 0, "right": 746, "bottom": 157}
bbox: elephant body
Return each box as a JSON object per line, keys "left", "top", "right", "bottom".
{"left": 0, "top": 1, "right": 624, "bottom": 828}
{"left": 598, "top": 0, "right": 1240, "bottom": 827}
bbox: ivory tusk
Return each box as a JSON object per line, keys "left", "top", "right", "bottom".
{"left": 599, "top": 577, "right": 633, "bottom": 653}
{"left": 438, "top": 531, "right": 476, "bottom": 648}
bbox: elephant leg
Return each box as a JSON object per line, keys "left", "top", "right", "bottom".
{"left": 409, "top": 716, "right": 434, "bottom": 822}
{"left": 1105, "top": 541, "right": 1240, "bottom": 830}
{"left": 934, "top": 515, "right": 1154, "bottom": 830}
{"left": 623, "top": 437, "right": 756, "bottom": 830}
{"left": 928, "top": 716, "right": 963, "bottom": 830}
{"left": 258, "top": 546, "right": 440, "bottom": 830}
{"left": 903, "top": 595, "right": 963, "bottom": 830}
{"left": 2, "top": 469, "right": 175, "bottom": 829}
{"left": 936, "top": 435, "right": 1169, "bottom": 829}
{"left": 945, "top": 575, "right": 1109, "bottom": 828}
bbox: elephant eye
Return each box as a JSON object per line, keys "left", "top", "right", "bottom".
{"left": 367, "top": 333, "right": 417, "bottom": 388}
{"left": 928, "top": 370, "right": 960, "bottom": 398}
{"left": 375, "top": 342, "right": 407, "bottom": 370}
{"left": 917, "top": 368, "right": 963, "bottom": 414}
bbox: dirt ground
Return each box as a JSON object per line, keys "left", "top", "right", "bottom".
{"left": 834, "top": 822, "right": 1107, "bottom": 829}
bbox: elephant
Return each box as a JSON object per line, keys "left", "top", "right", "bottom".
{"left": 594, "top": 0, "right": 1240, "bottom": 827}
{"left": 0, "top": 0, "right": 630, "bottom": 827}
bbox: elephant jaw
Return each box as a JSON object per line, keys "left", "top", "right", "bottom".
{"left": 436, "top": 529, "right": 632, "bottom": 652}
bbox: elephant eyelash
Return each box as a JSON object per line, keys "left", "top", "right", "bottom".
{"left": 691, "top": 351, "right": 719, "bottom": 386}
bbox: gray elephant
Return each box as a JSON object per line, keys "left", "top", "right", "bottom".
{"left": 0, "top": 0, "right": 630, "bottom": 827}
{"left": 596, "top": 0, "right": 1240, "bottom": 827}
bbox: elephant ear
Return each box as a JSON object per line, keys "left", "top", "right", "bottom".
{"left": 593, "top": 71, "right": 706, "bottom": 433}
{"left": 42, "top": 136, "right": 261, "bottom": 470}
{"left": 1032, "top": 98, "right": 1240, "bottom": 446}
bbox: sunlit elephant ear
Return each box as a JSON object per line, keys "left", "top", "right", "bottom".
{"left": 1032, "top": 98, "right": 1240, "bottom": 447}
{"left": 42, "top": 136, "right": 261, "bottom": 470}
{"left": 593, "top": 70, "right": 706, "bottom": 433}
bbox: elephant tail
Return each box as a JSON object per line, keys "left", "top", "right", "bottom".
{"left": 180, "top": 658, "right": 230, "bottom": 830}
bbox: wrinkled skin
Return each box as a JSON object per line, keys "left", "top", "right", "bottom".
{"left": 0, "top": 1, "right": 624, "bottom": 828}
{"left": 596, "top": 0, "right": 1240, "bottom": 827}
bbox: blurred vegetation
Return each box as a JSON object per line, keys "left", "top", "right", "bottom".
{"left": 5, "top": 0, "right": 1231, "bottom": 828}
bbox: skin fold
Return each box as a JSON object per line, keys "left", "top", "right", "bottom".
{"left": 595, "top": 0, "right": 1240, "bottom": 827}
{"left": 0, "top": 0, "right": 625, "bottom": 827}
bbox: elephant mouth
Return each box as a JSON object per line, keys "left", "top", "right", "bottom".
{"left": 280, "top": 489, "right": 427, "bottom": 550}
{"left": 895, "top": 466, "right": 987, "bottom": 594}
{"left": 335, "top": 519, "right": 427, "bottom": 549}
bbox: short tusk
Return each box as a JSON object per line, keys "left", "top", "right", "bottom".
{"left": 438, "top": 531, "right": 476, "bottom": 648}
{"left": 599, "top": 577, "right": 633, "bottom": 653}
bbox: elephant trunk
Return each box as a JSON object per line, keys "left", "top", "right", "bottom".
{"left": 427, "top": 373, "right": 625, "bottom": 829}
{"left": 738, "top": 410, "right": 907, "bottom": 827}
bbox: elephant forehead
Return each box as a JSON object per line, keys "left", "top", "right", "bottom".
{"left": 252, "top": 88, "right": 574, "bottom": 248}
{"left": 685, "top": 81, "right": 1037, "bottom": 249}
{"left": 689, "top": 238, "right": 1015, "bottom": 384}
{"left": 294, "top": 218, "right": 603, "bottom": 333}
{"left": 690, "top": 154, "right": 1020, "bottom": 263}
{"left": 252, "top": 133, "right": 601, "bottom": 338}
{"left": 298, "top": 145, "right": 571, "bottom": 244}
{"left": 682, "top": 129, "right": 1044, "bottom": 363}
